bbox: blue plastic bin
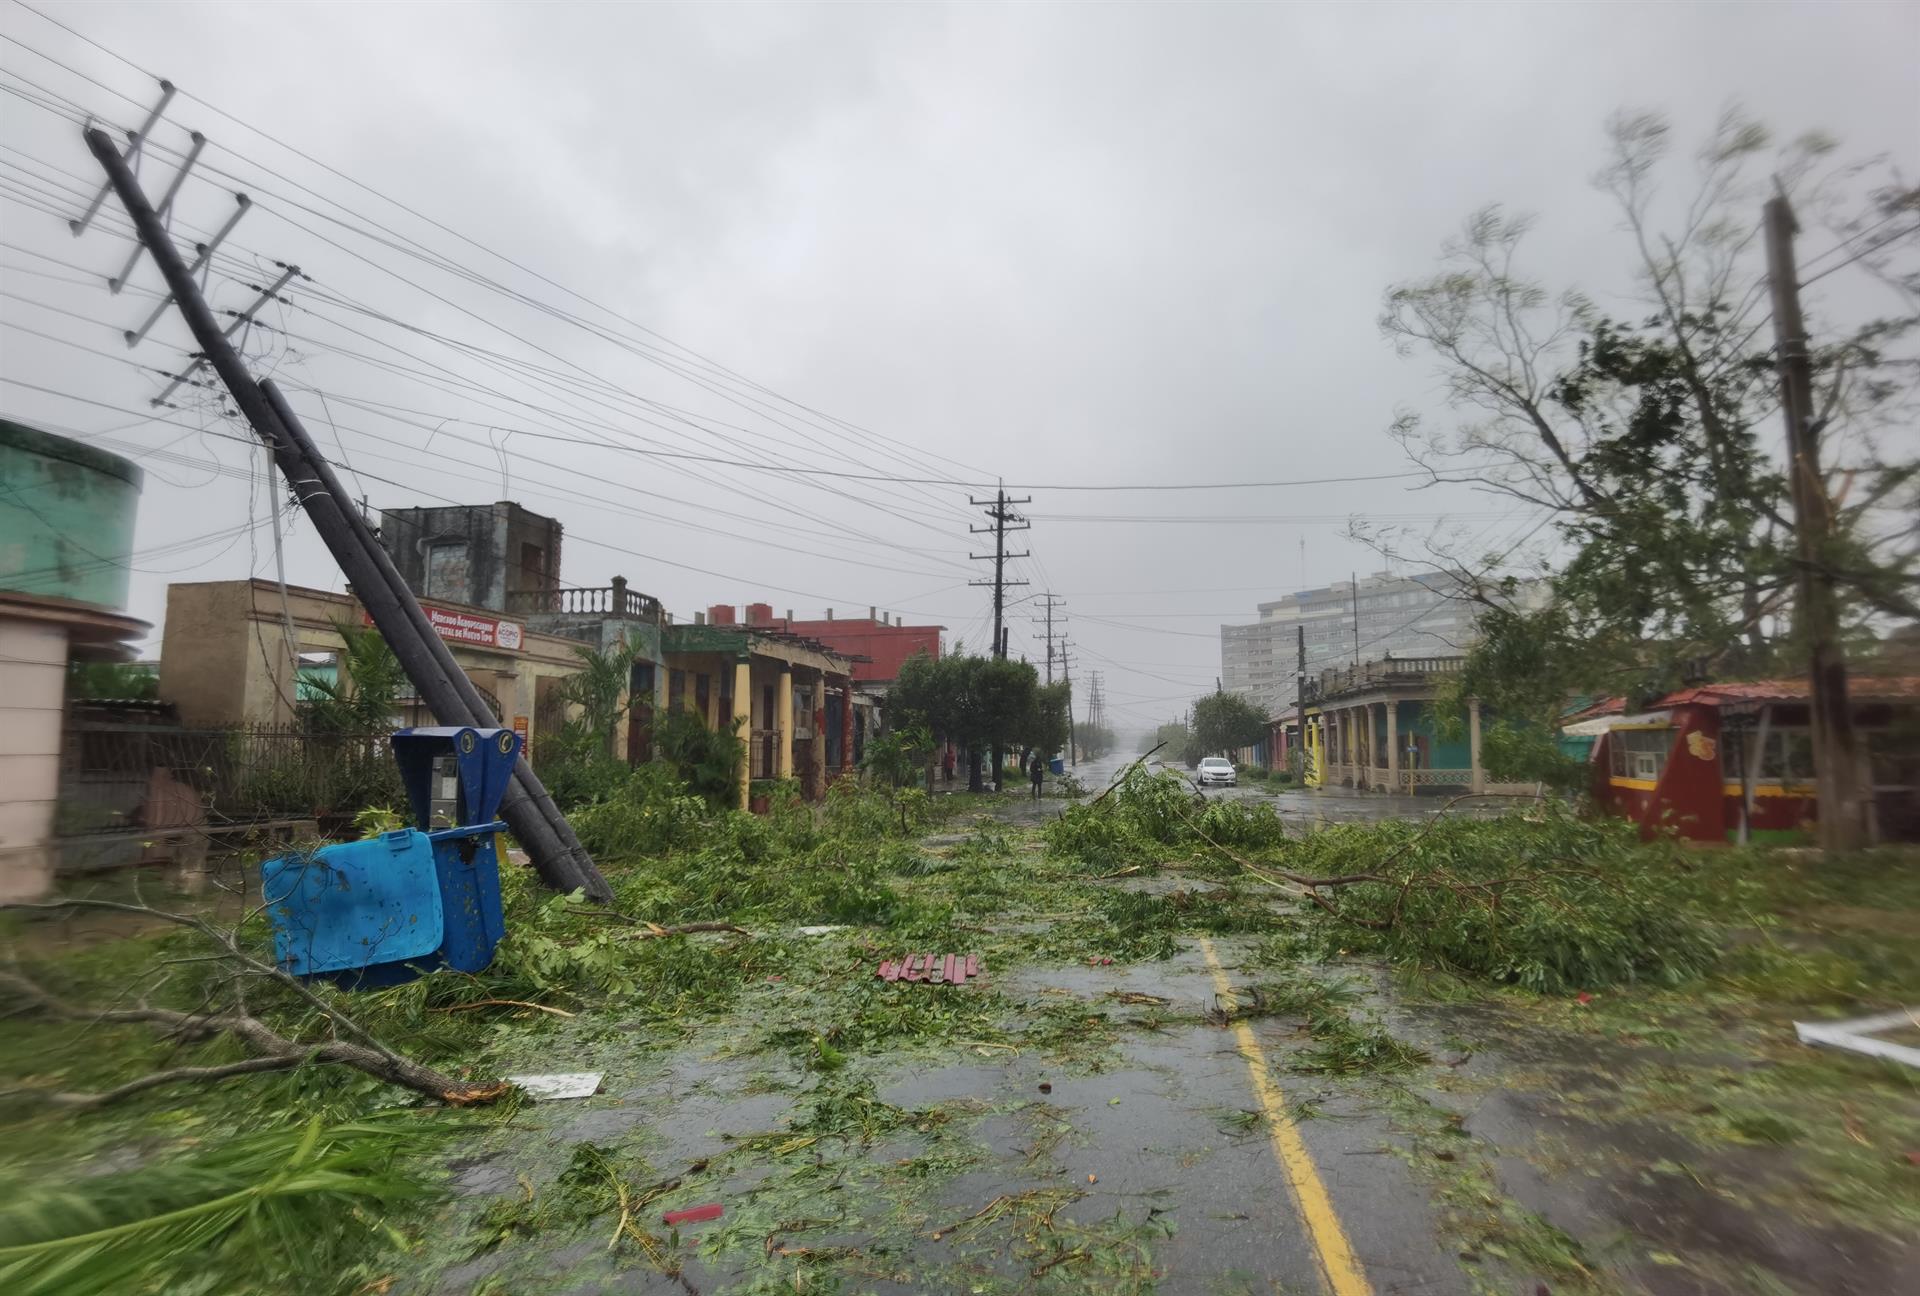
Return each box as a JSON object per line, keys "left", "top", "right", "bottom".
{"left": 263, "top": 725, "right": 520, "bottom": 986}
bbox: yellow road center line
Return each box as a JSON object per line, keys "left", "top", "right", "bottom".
{"left": 1199, "top": 935, "right": 1372, "bottom": 1296}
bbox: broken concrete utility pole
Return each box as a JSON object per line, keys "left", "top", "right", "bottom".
{"left": 84, "top": 125, "right": 613, "bottom": 902}
{"left": 1764, "top": 193, "right": 1868, "bottom": 853}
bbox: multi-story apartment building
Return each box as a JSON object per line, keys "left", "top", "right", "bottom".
{"left": 1221, "top": 572, "right": 1479, "bottom": 715}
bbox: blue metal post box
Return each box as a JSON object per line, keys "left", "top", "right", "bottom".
{"left": 263, "top": 726, "right": 520, "bottom": 986}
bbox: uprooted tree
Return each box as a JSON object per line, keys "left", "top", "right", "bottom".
{"left": 1372, "top": 108, "right": 1919, "bottom": 786}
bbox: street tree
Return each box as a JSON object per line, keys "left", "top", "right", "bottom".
{"left": 1189, "top": 690, "right": 1268, "bottom": 764}
{"left": 973, "top": 656, "right": 1040, "bottom": 791}
{"left": 1023, "top": 681, "right": 1073, "bottom": 762}
{"left": 1078, "top": 722, "right": 1118, "bottom": 761}
{"left": 1142, "top": 720, "right": 1191, "bottom": 756}
{"left": 560, "top": 640, "right": 638, "bottom": 758}
{"left": 301, "top": 621, "right": 404, "bottom": 735}
{"left": 887, "top": 651, "right": 1044, "bottom": 792}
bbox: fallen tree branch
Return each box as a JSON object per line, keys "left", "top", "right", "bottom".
{"left": 5, "top": 897, "right": 404, "bottom": 1067}
{"left": 430, "top": 998, "right": 576, "bottom": 1018}
{"left": 0, "top": 969, "right": 510, "bottom": 1109}
{"left": 1090, "top": 743, "right": 1166, "bottom": 806}
{"left": 564, "top": 908, "right": 751, "bottom": 940}
{"left": 0, "top": 897, "right": 515, "bottom": 1109}
{"left": 0, "top": 1054, "right": 315, "bottom": 1109}
{"left": 623, "top": 921, "right": 750, "bottom": 940}
{"left": 1160, "top": 792, "right": 1605, "bottom": 933}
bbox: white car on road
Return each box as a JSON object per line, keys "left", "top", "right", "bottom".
{"left": 1195, "top": 757, "right": 1237, "bottom": 787}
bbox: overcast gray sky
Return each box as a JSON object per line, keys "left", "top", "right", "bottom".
{"left": 3, "top": 1, "right": 1915, "bottom": 731}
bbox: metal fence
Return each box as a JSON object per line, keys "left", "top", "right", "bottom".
{"left": 57, "top": 720, "right": 405, "bottom": 839}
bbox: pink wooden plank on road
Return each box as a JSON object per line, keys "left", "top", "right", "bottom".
{"left": 873, "top": 953, "right": 983, "bottom": 985}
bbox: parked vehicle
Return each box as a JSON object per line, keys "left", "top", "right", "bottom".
{"left": 1196, "top": 756, "right": 1237, "bottom": 787}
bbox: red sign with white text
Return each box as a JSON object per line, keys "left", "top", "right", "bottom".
{"left": 364, "top": 606, "right": 523, "bottom": 651}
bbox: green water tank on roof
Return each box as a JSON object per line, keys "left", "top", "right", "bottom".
{"left": 0, "top": 417, "right": 144, "bottom": 610}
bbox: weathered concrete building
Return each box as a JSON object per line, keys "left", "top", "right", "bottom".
{"left": 378, "top": 501, "right": 564, "bottom": 615}
{"left": 157, "top": 579, "right": 604, "bottom": 757}
{"left": 0, "top": 419, "right": 147, "bottom": 899}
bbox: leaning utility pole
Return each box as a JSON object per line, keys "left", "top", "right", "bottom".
{"left": 84, "top": 126, "right": 613, "bottom": 901}
{"left": 970, "top": 485, "right": 1029, "bottom": 790}
{"left": 1764, "top": 193, "right": 1867, "bottom": 851}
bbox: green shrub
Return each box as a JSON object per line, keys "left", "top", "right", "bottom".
{"left": 570, "top": 763, "right": 709, "bottom": 860}
{"left": 536, "top": 724, "right": 632, "bottom": 811}
{"left": 653, "top": 709, "right": 745, "bottom": 806}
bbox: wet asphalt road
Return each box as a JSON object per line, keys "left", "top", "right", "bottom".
{"left": 1066, "top": 751, "right": 1506, "bottom": 828}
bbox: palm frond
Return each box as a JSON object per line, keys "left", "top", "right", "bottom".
{"left": 0, "top": 1113, "right": 450, "bottom": 1296}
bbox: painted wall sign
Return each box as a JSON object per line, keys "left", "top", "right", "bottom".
{"left": 366, "top": 606, "right": 523, "bottom": 650}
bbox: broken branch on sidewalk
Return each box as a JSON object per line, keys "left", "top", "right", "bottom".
{"left": 0, "top": 896, "right": 512, "bottom": 1108}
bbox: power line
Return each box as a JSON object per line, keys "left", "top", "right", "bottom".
{"left": 0, "top": 20, "right": 998, "bottom": 527}
{"left": 9, "top": 0, "right": 995, "bottom": 481}
{"left": 1799, "top": 221, "right": 1920, "bottom": 289}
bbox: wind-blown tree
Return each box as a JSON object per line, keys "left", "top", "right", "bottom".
{"left": 1378, "top": 108, "right": 1919, "bottom": 782}
{"left": 1188, "top": 690, "right": 1269, "bottom": 765}
{"left": 1142, "top": 720, "right": 1191, "bottom": 756}
{"left": 1022, "top": 681, "right": 1073, "bottom": 763}
{"left": 889, "top": 649, "right": 968, "bottom": 788}
{"left": 973, "top": 656, "right": 1040, "bottom": 791}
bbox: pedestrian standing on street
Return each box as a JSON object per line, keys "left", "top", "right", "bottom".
{"left": 1029, "top": 752, "right": 1045, "bottom": 800}
{"left": 942, "top": 744, "right": 955, "bottom": 785}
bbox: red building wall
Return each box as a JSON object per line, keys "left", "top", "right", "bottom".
{"left": 710, "top": 604, "right": 941, "bottom": 684}
{"left": 781, "top": 619, "right": 940, "bottom": 683}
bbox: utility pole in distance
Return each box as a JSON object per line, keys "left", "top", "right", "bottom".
{"left": 1765, "top": 193, "right": 1867, "bottom": 850}
{"left": 1350, "top": 571, "right": 1361, "bottom": 668}
{"left": 969, "top": 485, "right": 1031, "bottom": 661}
{"left": 1295, "top": 623, "right": 1307, "bottom": 777}
{"left": 1031, "top": 592, "right": 1066, "bottom": 684}
{"left": 970, "top": 485, "right": 1029, "bottom": 792}
{"left": 1059, "top": 638, "right": 1077, "bottom": 767}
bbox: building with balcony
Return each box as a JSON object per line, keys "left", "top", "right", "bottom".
{"left": 1221, "top": 572, "right": 1491, "bottom": 716}
{"left": 1299, "top": 653, "right": 1534, "bottom": 796}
